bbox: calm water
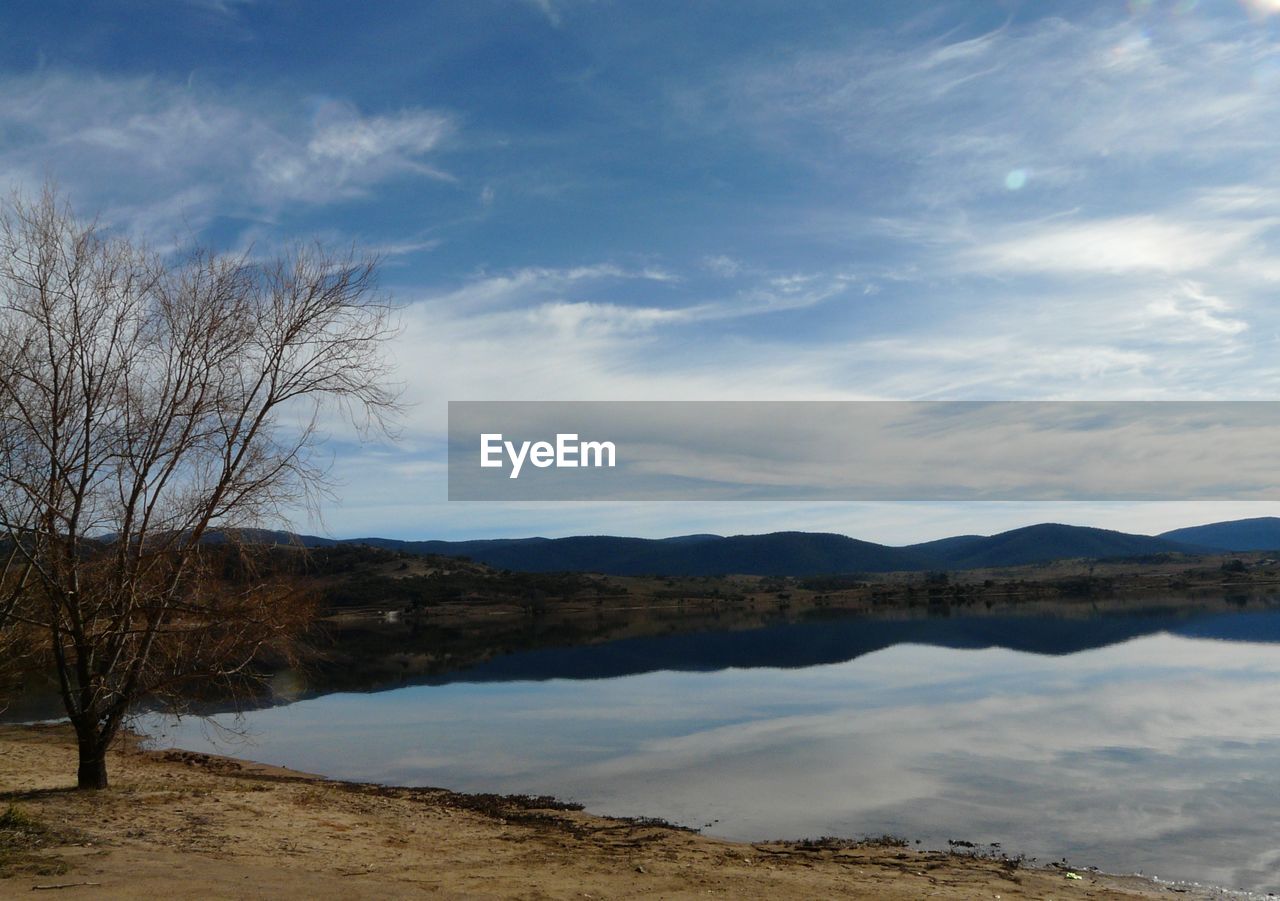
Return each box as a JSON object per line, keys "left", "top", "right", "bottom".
{"left": 144, "top": 610, "right": 1280, "bottom": 894}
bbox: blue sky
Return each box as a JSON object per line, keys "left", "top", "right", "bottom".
{"left": 6, "top": 0, "right": 1280, "bottom": 542}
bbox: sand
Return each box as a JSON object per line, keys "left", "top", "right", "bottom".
{"left": 0, "top": 724, "right": 1222, "bottom": 900}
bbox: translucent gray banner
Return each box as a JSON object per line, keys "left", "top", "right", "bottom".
{"left": 447, "top": 401, "right": 1280, "bottom": 501}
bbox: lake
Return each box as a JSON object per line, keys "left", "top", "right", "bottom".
{"left": 133, "top": 607, "right": 1280, "bottom": 893}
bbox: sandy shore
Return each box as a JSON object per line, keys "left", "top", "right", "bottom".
{"left": 0, "top": 724, "right": 1223, "bottom": 899}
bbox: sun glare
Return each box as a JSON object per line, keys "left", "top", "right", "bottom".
{"left": 1242, "top": 0, "right": 1280, "bottom": 17}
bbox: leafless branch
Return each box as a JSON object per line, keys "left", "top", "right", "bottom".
{"left": 0, "top": 185, "right": 401, "bottom": 787}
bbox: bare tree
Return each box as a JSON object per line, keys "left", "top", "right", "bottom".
{"left": 0, "top": 186, "right": 399, "bottom": 789}
{"left": 0, "top": 540, "right": 39, "bottom": 707}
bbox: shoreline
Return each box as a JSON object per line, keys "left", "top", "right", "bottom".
{"left": 1, "top": 724, "right": 1229, "bottom": 899}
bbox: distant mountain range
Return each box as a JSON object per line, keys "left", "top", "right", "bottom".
{"left": 1157, "top": 517, "right": 1280, "bottom": 552}
{"left": 242, "top": 516, "right": 1280, "bottom": 577}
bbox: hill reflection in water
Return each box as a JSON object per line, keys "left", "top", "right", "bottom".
{"left": 420, "top": 607, "right": 1280, "bottom": 685}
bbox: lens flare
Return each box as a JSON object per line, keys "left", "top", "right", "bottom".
{"left": 1004, "top": 169, "right": 1028, "bottom": 191}
{"left": 1242, "top": 0, "right": 1280, "bottom": 17}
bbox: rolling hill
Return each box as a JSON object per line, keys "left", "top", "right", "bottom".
{"left": 350, "top": 532, "right": 928, "bottom": 577}
{"left": 1158, "top": 517, "right": 1280, "bottom": 552}
{"left": 906, "top": 523, "right": 1206, "bottom": 570}
{"left": 225, "top": 520, "right": 1232, "bottom": 577}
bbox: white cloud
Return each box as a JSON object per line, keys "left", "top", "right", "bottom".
{"left": 968, "top": 215, "right": 1262, "bottom": 275}
{"left": 179, "top": 0, "right": 257, "bottom": 13}
{"left": 0, "top": 72, "right": 455, "bottom": 239}
{"left": 1146, "top": 281, "right": 1248, "bottom": 338}
{"left": 245, "top": 100, "right": 456, "bottom": 203}
{"left": 711, "top": 14, "right": 1280, "bottom": 195}
{"left": 533, "top": 300, "right": 691, "bottom": 337}
{"left": 308, "top": 111, "right": 446, "bottom": 166}
{"left": 369, "top": 237, "right": 442, "bottom": 259}
{"left": 528, "top": 0, "right": 560, "bottom": 23}
{"left": 375, "top": 266, "right": 877, "bottom": 449}
{"left": 415, "top": 262, "right": 852, "bottom": 330}
{"left": 642, "top": 8, "right": 1280, "bottom": 417}
{"left": 703, "top": 255, "right": 744, "bottom": 277}
{"left": 521, "top": 0, "right": 594, "bottom": 26}
{"left": 519, "top": 0, "right": 599, "bottom": 26}
{"left": 422, "top": 264, "right": 674, "bottom": 313}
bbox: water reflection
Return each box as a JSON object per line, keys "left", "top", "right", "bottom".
{"left": 420, "top": 608, "right": 1280, "bottom": 683}
{"left": 145, "top": 610, "right": 1280, "bottom": 893}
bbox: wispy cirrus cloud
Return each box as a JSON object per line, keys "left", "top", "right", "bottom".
{"left": 520, "top": 0, "right": 594, "bottom": 27}
{"left": 652, "top": 8, "right": 1280, "bottom": 409}
{"left": 698, "top": 12, "right": 1280, "bottom": 205}
{"left": 0, "top": 72, "right": 455, "bottom": 239}
{"left": 965, "top": 215, "right": 1267, "bottom": 276}
{"left": 413, "top": 261, "right": 866, "bottom": 340}
{"left": 420, "top": 264, "right": 677, "bottom": 313}
{"left": 176, "top": 0, "right": 257, "bottom": 16}
{"left": 265, "top": 102, "right": 455, "bottom": 195}
{"left": 1146, "top": 281, "right": 1248, "bottom": 339}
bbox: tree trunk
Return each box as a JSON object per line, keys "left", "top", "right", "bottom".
{"left": 76, "top": 732, "right": 110, "bottom": 790}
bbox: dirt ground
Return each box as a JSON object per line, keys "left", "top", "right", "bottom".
{"left": 0, "top": 724, "right": 1225, "bottom": 900}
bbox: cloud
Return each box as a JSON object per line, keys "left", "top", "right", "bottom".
{"left": 703, "top": 255, "right": 743, "bottom": 277}
{"left": 368, "top": 237, "right": 442, "bottom": 259}
{"left": 1147, "top": 281, "right": 1248, "bottom": 338}
{"left": 0, "top": 72, "right": 455, "bottom": 239}
{"left": 177, "top": 0, "right": 257, "bottom": 15}
{"left": 521, "top": 0, "right": 594, "bottom": 26}
{"left": 634, "top": 7, "right": 1280, "bottom": 412}
{"left": 701, "top": 13, "right": 1280, "bottom": 205}
{"left": 420, "top": 264, "right": 676, "bottom": 313}
{"left": 532, "top": 301, "right": 691, "bottom": 337}
{"left": 967, "top": 215, "right": 1262, "bottom": 275}
{"left": 276, "top": 102, "right": 455, "bottom": 194}
{"left": 380, "top": 265, "right": 877, "bottom": 443}
{"left": 526, "top": 0, "right": 561, "bottom": 24}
